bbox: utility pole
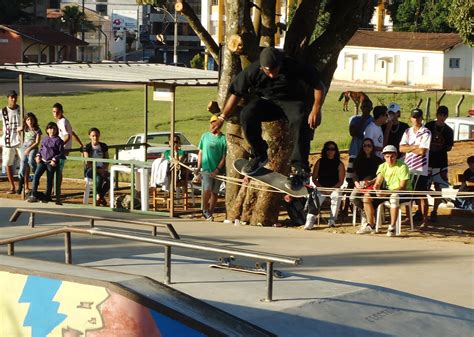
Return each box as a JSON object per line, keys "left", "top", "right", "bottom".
{"left": 81, "top": 0, "right": 85, "bottom": 61}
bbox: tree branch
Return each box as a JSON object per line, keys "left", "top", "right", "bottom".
{"left": 175, "top": 0, "right": 219, "bottom": 62}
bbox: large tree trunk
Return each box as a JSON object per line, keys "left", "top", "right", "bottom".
{"left": 176, "top": 0, "right": 373, "bottom": 225}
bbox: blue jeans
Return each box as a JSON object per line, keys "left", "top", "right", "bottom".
{"left": 31, "top": 161, "right": 57, "bottom": 200}
{"left": 85, "top": 168, "right": 110, "bottom": 198}
{"left": 19, "top": 148, "right": 38, "bottom": 182}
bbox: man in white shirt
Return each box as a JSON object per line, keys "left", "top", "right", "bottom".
{"left": 400, "top": 108, "right": 432, "bottom": 227}
{"left": 52, "top": 102, "right": 83, "bottom": 203}
{"left": 1, "top": 90, "right": 21, "bottom": 193}
{"left": 364, "top": 105, "right": 389, "bottom": 158}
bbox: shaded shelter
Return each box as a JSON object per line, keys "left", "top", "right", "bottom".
{"left": 0, "top": 62, "right": 219, "bottom": 216}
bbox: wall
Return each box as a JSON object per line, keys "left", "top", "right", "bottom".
{"left": 443, "top": 45, "right": 473, "bottom": 90}
{"left": 333, "top": 46, "right": 447, "bottom": 89}
{"left": 0, "top": 31, "right": 22, "bottom": 64}
{"left": 0, "top": 271, "right": 205, "bottom": 337}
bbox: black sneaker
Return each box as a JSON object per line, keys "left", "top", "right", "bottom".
{"left": 27, "top": 196, "right": 38, "bottom": 203}
{"left": 413, "top": 210, "right": 422, "bottom": 222}
{"left": 242, "top": 153, "right": 268, "bottom": 175}
{"left": 429, "top": 211, "right": 437, "bottom": 222}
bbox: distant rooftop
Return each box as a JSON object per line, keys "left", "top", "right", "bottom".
{"left": 0, "top": 24, "right": 88, "bottom": 46}
{"left": 347, "top": 31, "right": 464, "bottom": 52}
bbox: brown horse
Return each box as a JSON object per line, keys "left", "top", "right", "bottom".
{"left": 338, "top": 91, "right": 369, "bottom": 115}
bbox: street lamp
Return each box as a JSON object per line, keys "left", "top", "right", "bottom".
{"left": 156, "top": 6, "right": 178, "bottom": 64}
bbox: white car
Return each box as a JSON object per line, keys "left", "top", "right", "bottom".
{"left": 445, "top": 116, "right": 474, "bottom": 141}
{"left": 118, "top": 132, "right": 199, "bottom": 162}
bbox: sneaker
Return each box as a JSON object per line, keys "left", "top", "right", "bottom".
{"left": 304, "top": 214, "right": 317, "bottom": 230}
{"left": 242, "top": 153, "right": 268, "bottom": 175}
{"left": 27, "top": 196, "right": 38, "bottom": 203}
{"left": 413, "top": 210, "right": 422, "bottom": 222}
{"left": 328, "top": 219, "right": 336, "bottom": 227}
{"left": 387, "top": 225, "right": 395, "bottom": 237}
{"left": 429, "top": 211, "right": 437, "bottom": 223}
{"left": 202, "top": 210, "right": 213, "bottom": 221}
{"left": 285, "top": 169, "right": 309, "bottom": 191}
{"left": 361, "top": 212, "right": 368, "bottom": 227}
{"left": 356, "top": 224, "right": 373, "bottom": 234}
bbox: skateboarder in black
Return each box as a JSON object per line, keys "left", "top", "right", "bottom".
{"left": 211, "top": 47, "right": 326, "bottom": 190}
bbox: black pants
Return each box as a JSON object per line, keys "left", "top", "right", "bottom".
{"left": 240, "top": 98, "right": 312, "bottom": 171}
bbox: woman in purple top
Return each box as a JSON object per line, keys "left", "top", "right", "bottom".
{"left": 28, "top": 122, "right": 64, "bottom": 203}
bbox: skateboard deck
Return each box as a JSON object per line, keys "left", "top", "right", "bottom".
{"left": 209, "top": 256, "right": 284, "bottom": 278}
{"left": 233, "top": 158, "right": 308, "bottom": 198}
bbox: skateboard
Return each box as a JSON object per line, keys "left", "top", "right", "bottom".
{"left": 233, "top": 158, "right": 308, "bottom": 198}
{"left": 209, "top": 256, "right": 284, "bottom": 278}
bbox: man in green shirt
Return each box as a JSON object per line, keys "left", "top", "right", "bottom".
{"left": 359, "top": 145, "right": 412, "bottom": 236}
{"left": 195, "top": 115, "right": 227, "bottom": 221}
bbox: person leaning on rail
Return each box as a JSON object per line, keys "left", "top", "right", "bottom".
{"left": 358, "top": 145, "right": 413, "bottom": 237}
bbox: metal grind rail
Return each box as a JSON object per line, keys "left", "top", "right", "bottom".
{"left": 0, "top": 226, "right": 302, "bottom": 302}
{"left": 9, "top": 208, "right": 180, "bottom": 239}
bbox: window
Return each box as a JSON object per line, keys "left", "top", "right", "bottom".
{"left": 422, "top": 57, "right": 429, "bottom": 75}
{"left": 362, "top": 53, "right": 368, "bottom": 71}
{"left": 394, "top": 55, "right": 400, "bottom": 73}
{"left": 449, "top": 58, "right": 460, "bottom": 68}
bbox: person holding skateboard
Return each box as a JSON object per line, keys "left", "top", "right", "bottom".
{"left": 211, "top": 47, "right": 326, "bottom": 190}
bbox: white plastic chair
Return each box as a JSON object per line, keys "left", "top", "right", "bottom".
{"left": 83, "top": 177, "right": 92, "bottom": 204}
{"left": 375, "top": 198, "right": 414, "bottom": 236}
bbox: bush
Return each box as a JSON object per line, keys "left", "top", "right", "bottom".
{"left": 190, "top": 53, "right": 204, "bottom": 69}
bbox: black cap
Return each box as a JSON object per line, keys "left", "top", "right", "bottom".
{"left": 259, "top": 47, "right": 283, "bottom": 69}
{"left": 411, "top": 108, "right": 423, "bottom": 119}
{"left": 6, "top": 90, "right": 17, "bottom": 97}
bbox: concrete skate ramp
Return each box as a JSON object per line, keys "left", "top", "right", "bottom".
{"left": 0, "top": 256, "right": 273, "bottom": 337}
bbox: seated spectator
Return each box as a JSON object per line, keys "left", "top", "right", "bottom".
{"left": 163, "top": 134, "right": 187, "bottom": 181}
{"left": 304, "top": 141, "right": 345, "bottom": 229}
{"left": 455, "top": 155, "right": 474, "bottom": 210}
{"left": 83, "top": 127, "right": 109, "bottom": 206}
{"left": 350, "top": 138, "right": 383, "bottom": 223}
{"left": 359, "top": 145, "right": 413, "bottom": 236}
{"left": 28, "top": 122, "right": 64, "bottom": 203}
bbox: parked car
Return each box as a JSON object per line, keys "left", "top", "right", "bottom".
{"left": 118, "top": 132, "right": 199, "bottom": 162}
{"left": 445, "top": 116, "right": 474, "bottom": 141}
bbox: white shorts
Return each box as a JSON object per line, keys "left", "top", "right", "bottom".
{"left": 2, "top": 146, "right": 21, "bottom": 166}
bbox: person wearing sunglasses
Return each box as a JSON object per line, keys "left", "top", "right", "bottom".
{"left": 351, "top": 138, "right": 384, "bottom": 232}
{"left": 304, "top": 141, "right": 345, "bottom": 229}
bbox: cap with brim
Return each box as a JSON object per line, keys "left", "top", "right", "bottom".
{"left": 6, "top": 90, "right": 17, "bottom": 97}
{"left": 260, "top": 47, "right": 283, "bottom": 69}
{"left": 387, "top": 102, "right": 400, "bottom": 113}
{"left": 382, "top": 145, "right": 398, "bottom": 154}
{"left": 411, "top": 108, "right": 423, "bottom": 119}
{"left": 210, "top": 115, "right": 219, "bottom": 123}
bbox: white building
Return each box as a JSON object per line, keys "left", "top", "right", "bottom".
{"left": 333, "top": 31, "right": 473, "bottom": 91}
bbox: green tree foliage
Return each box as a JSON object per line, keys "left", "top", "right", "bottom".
{"left": 447, "top": 0, "right": 473, "bottom": 46}
{"left": 388, "top": 0, "right": 454, "bottom": 33}
{"left": 135, "top": 0, "right": 166, "bottom": 6}
{"left": 61, "top": 5, "right": 95, "bottom": 36}
{"left": 0, "top": 0, "right": 33, "bottom": 24}
{"left": 190, "top": 53, "right": 204, "bottom": 69}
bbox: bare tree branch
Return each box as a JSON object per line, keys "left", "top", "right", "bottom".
{"left": 175, "top": 0, "right": 219, "bottom": 62}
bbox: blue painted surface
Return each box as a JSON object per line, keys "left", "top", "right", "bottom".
{"left": 19, "top": 276, "right": 66, "bottom": 337}
{"left": 150, "top": 311, "right": 206, "bottom": 337}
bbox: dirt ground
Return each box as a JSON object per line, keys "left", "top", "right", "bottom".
{"left": 1, "top": 141, "right": 473, "bottom": 244}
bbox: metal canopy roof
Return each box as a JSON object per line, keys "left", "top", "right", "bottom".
{"left": 0, "top": 62, "right": 219, "bottom": 86}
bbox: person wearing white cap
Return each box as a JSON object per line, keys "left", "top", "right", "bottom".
{"left": 358, "top": 145, "right": 412, "bottom": 236}
{"left": 382, "top": 102, "right": 409, "bottom": 157}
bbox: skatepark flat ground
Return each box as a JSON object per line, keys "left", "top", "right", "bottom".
{"left": 0, "top": 198, "right": 472, "bottom": 336}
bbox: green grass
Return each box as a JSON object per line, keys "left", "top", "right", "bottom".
{"left": 24, "top": 86, "right": 472, "bottom": 179}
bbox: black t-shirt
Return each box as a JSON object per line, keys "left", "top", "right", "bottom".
{"left": 316, "top": 158, "right": 342, "bottom": 187}
{"left": 381, "top": 122, "right": 409, "bottom": 156}
{"left": 463, "top": 168, "right": 474, "bottom": 182}
{"left": 425, "top": 121, "right": 454, "bottom": 168}
{"left": 229, "top": 57, "right": 321, "bottom": 101}
{"left": 353, "top": 155, "right": 384, "bottom": 181}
